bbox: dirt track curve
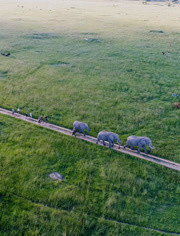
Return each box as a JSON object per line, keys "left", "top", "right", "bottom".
{"left": 0, "top": 107, "right": 180, "bottom": 172}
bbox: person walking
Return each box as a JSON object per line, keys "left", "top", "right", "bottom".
{"left": 38, "top": 116, "right": 43, "bottom": 123}
{"left": 30, "top": 112, "right": 32, "bottom": 118}
{"left": 12, "top": 108, "right": 15, "bottom": 115}
{"left": 25, "top": 113, "right": 28, "bottom": 119}
{"left": 17, "top": 108, "right": 20, "bottom": 114}
{"left": 45, "top": 116, "right": 48, "bottom": 122}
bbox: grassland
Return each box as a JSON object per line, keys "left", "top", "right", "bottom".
{"left": 0, "top": 0, "right": 180, "bottom": 234}
{"left": 0, "top": 0, "right": 180, "bottom": 162}
{"left": 0, "top": 114, "right": 180, "bottom": 235}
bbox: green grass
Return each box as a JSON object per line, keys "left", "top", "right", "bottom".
{"left": 0, "top": 1, "right": 180, "bottom": 234}
{"left": 0, "top": 115, "right": 180, "bottom": 235}
{"left": 0, "top": 25, "right": 179, "bottom": 162}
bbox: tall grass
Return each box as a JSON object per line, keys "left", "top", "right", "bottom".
{"left": 0, "top": 115, "right": 179, "bottom": 234}
{"left": 0, "top": 1, "right": 180, "bottom": 234}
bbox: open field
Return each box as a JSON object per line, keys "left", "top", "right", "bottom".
{"left": 0, "top": 114, "right": 180, "bottom": 235}
{"left": 0, "top": 0, "right": 180, "bottom": 234}
{"left": 0, "top": 0, "right": 180, "bottom": 162}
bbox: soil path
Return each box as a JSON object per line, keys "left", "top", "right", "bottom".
{"left": 0, "top": 107, "right": 180, "bottom": 172}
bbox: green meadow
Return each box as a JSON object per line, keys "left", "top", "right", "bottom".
{"left": 0, "top": 0, "right": 180, "bottom": 162}
{"left": 0, "top": 115, "right": 180, "bottom": 235}
{"left": 0, "top": 0, "right": 180, "bottom": 234}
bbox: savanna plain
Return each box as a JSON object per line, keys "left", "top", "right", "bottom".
{"left": 0, "top": 0, "right": 180, "bottom": 235}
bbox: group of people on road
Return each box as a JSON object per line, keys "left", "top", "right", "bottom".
{"left": 12, "top": 108, "right": 48, "bottom": 123}
{"left": 38, "top": 115, "right": 48, "bottom": 123}
{"left": 12, "top": 108, "right": 33, "bottom": 118}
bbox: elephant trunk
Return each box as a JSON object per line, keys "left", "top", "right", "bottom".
{"left": 86, "top": 126, "right": 89, "bottom": 135}
{"left": 149, "top": 144, "right": 155, "bottom": 153}
{"left": 150, "top": 145, "right": 155, "bottom": 150}
{"left": 72, "top": 128, "right": 76, "bottom": 135}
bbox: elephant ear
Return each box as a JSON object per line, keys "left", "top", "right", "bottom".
{"left": 140, "top": 137, "right": 146, "bottom": 144}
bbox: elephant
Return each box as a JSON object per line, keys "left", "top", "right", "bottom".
{"left": 72, "top": 121, "right": 89, "bottom": 136}
{"left": 124, "top": 135, "right": 154, "bottom": 154}
{"left": 96, "top": 131, "right": 121, "bottom": 149}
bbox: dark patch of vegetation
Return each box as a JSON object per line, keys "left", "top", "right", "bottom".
{"left": 1, "top": 50, "right": 11, "bottom": 57}
{"left": 149, "top": 30, "right": 164, "bottom": 33}
{"left": 50, "top": 61, "right": 70, "bottom": 67}
{"left": 81, "top": 32, "right": 98, "bottom": 35}
{"left": 126, "top": 69, "right": 133, "bottom": 72}
{"left": 56, "top": 79, "right": 66, "bottom": 83}
{"left": 25, "top": 33, "right": 59, "bottom": 40}
{"left": 22, "top": 46, "right": 34, "bottom": 50}
{"left": 0, "top": 71, "right": 8, "bottom": 78}
{"left": 107, "top": 52, "right": 121, "bottom": 58}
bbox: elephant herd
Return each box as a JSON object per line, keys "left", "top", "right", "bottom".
{"left": 72, "top": 121, "right": 154, "bottom": 154}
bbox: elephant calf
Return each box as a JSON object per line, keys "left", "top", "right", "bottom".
{"left": 96, "top": 131, "right": 121, "bottom": 149}
{"left": 72, "top": 121, "right": 89, "bottom": 136}
{"left": 124, "top": 135, "right": 154, "bottom": 154}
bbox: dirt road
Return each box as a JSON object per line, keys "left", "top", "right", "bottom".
{"left": 0, "top": 107, "right": 179, "bottom": 171}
